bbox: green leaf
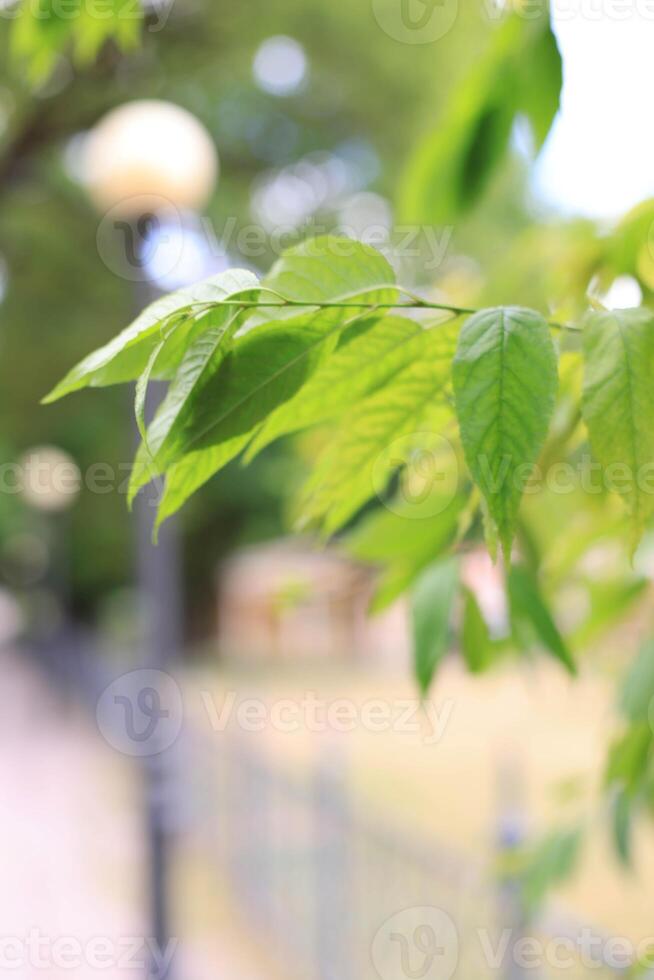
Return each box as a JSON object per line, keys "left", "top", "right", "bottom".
{"left": 620, "top": 640, "right": 654, "bottom": 725}
{"left": 134, "top": 337, "right": 168, "bottom": 446}
{"left": 581, "top": 308, "right": 654, "bottom": 554}
{"left": 508, "top": 564, "right": 575, "bottom": 674}
{"left": 460, "top": 587, "right": 493, "bottom": 674}
{"left": 515, "top": 19, "right": 562, "bottom": 149}
{"left": 43, "top": 269, "right": 259, "bottom": 402}
{"left": 244, "top": 315, "right": 424, "bottom": 460}
{"left": 348, "top": 491, "right": 463, "bottom": 612}
{"left": 143, "top": 237, "right": 399, "bottom": 525}
{"left": 73, "top": 0, "right": 143, "bottom": 64}
{"left": 398, "top": 11, "right": 561, "bottom": 225}
{"left": 153, "top": 308, "right": 362, "bottom": 526}
{"left": 11, "top": 0, "right": 143, "bottom": 84}
{"left": 611, "top": 790, "right": 632, "bottom": 867}
{"left": 128, "top": 299, "right": 254, "bottom": 503}
{"left": 606, "top": 723, "right": 653, "bottom": 796}
{"left": 262, "top": 235, "right": 397, "bottom": 306}
{"left": 300, "top": 321, "right": 459, "bottom": 534}
{"left": 453, "top": 306, "right": 558, "bottom": 560}
{"left": 411, "top": 557, "right": 460, "bottom": 695}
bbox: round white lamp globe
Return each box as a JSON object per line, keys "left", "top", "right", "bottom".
{"left": 83, "top": 100, "right": 219, "bottom": 218}
{"left": 19, "top": 446, "right": 81, "bottom": 513}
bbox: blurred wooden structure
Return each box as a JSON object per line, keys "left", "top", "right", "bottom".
{"left": 216, "top": 539, "right": 409, "bottom": 666}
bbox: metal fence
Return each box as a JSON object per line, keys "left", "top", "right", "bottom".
{"left": 24, "top": 635, "right": 625, "bottom": 980}
{"left": 191, "top": 730, "right": 623, "bottom": 980}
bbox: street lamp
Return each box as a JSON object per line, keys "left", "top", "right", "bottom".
{"left": 84, "top": 99, "right": 218, "bottom": 218}
{"left": 82, "top": 99, "right": 219, "bottom": 980}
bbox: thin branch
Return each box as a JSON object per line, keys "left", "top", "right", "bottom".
{"left": 194, "top": 297, "right": 580, "bottom": 333}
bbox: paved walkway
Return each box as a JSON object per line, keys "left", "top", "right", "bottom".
{"left": 0, "top": 647, "right": 280, "bottom": 979}
{"left": 0, "top": 648, "right": 147, "bottom": 978}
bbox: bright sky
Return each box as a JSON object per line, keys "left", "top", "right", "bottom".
{"left": 533, "top": 12, "right": 654, "bottom": 219}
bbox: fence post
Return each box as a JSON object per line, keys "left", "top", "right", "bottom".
{"left": 313, "top": 745, "right": 351, "bottom": 980}
{"left": 496, "top": 755, "right": 531, "bottom": 980}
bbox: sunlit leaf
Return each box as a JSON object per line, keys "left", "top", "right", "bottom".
{"left": 460, "top": 586, "right": 493, "bottom": 673}
{"left": 154, "top": 308, "right": 363, "bottom": 526}
{"left": 453, "top": 307, "right": 558, "bottom": 560}
{"left": 508, "top": 564, "right": 575, "bottom": 674}
{"left": 262, "top": 235, "right": 397, "bottom": 307}
{"left": 43, "top": 269, "right": 259, "bottom": 402}
{"left": 245, "top": 315, "right": 424, "bottom": 460}
{"left": 300, "top": 321, "right": 459, "bottom": 534}
{"left": 129, "top": 300, "right": 254, "bottom": 503}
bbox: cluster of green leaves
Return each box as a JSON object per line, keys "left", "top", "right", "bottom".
{"left": 47, "top": 236, "right": 654, "bottom": 692}
{"left": 9, "top": 0, "right": 143, "bottom": 82}
{"left": 399, "top": 2, "right": 562, "bottom": 225}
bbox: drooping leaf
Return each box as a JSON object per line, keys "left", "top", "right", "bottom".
{"left": 128, "top": 300, "right": 254, "bottom": 503}
{"left": 348, "top": 490, "right": 463, "bottom": 612}
{"left": 398, "top": 10, "right": 561, "bottom": 225}
{"left": 411, "top": 557, "right": 460, "bottom": 695}
{"left": 619, "top": 640, "right": 654, "bottom": 727}
{"left": 460, "top": 586, "right": 494, "bottom": 673}
{"left": 43, "top": 269, "right": 259, "bottom": 402}
{"left": 515, "top": 17, "right": 562, "bottom": 149}
{"left": 606, "top": 723, "right": 653, "bottom": 797}
{"left": 611, "top": 790, "right": 632, "bottom": 867}
{"left": 453, "top": 306, "right": 558, "bottom": 560}
{"left": 300, "top": 320, "right": 459, "bottom": 534}
{"left": 399, "top": 18, "right": 518, "bottom": 225}
{"left": 508, "top": 564, "right": 575, "bottom": 674}
{"left": 134, "top": 336, "right": 168, "bottom": 446}
{"left": 581, "top": 308, "right": 654, "bottom": 554}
